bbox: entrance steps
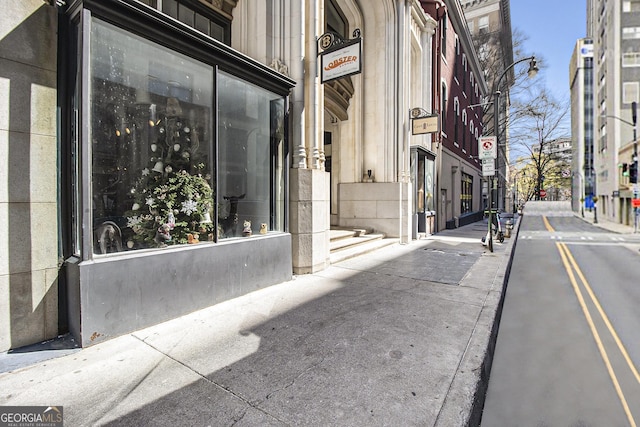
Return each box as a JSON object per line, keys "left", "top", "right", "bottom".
{"left": 329, "top": 227, "right": 397, "bottom": 264}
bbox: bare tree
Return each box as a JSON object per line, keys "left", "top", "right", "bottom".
{"left": 474, "top": 28, "right": 539, "bottom": 137}
{"left": 509, "top": 88, "right": 571, "bottom": 200}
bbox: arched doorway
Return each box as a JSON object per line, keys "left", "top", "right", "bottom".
{"left": 324, "top": 77, "right": 354, "bottom": 225}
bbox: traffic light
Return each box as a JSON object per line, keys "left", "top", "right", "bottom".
{"left": 630, "top": 162, "right": 638, "bottom": 183}
{"left": 623, "top": 163, "right": 629, "bottom": 176}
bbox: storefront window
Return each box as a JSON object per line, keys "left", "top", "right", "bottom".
{"left": 86, "top": 17, "right": 287, "bottom": 255}
{"left": 91, "top": 19, "right": 214, "bottom": 253}
{"left": 461, "top": 173, "right": 473, "bottom": 214}
{"left": 217, "top": 72, "right": 285, "bottom": 238}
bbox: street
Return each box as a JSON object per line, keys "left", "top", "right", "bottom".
{"left": 481, "top": 211, "right": 640, "bottom": 426}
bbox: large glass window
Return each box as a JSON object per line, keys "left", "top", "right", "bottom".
{"left": 91, "top": 19, "right": 214, "bottom": 253}
{"left": 217, "top": 71, "right": 285, "bottom": 239}
{"left": 461, "top": 173, "right": 473, "bottom": 214}
{"left": 86, "top": 17, "right": 286, "bottom": 255}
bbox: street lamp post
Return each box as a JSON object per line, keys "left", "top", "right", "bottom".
{"left": 487, "top": 56, "right": 538, "bottom": 252}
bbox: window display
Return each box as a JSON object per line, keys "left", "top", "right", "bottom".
{"left": 217, "top": 71, "right": 285, "bottom": 239}
{"left": 87, "top": 18, "right": 286, "bottom": 255}
{"left": 90, "top": 19, "right": 214, "bottom": 253}
{"left": 461, "top": 173, "right": 473, "bottom": 214}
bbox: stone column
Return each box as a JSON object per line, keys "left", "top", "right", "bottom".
{"left": 397, "top": 0, "right": 412, "bottom": 244}
{"left": 290, "top": 0, "right": 330, "bottom": 273}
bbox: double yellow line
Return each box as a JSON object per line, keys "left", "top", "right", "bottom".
{"left": 543, "top": 216, "right": 639, "bottom": 426}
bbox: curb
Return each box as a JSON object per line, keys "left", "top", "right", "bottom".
{"left": 435, "top": 215, "right": 521, "bottom": 426}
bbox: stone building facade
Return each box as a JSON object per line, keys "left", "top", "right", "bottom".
{"left": 1, "top": 0, "right": 487, "bottom": 351}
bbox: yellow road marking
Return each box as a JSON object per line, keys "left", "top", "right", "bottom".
{"left": 562, "top": 245, "right": 640, "bottom": 384}
{"left": 557, "top": 243, "right": 636, "bottom": 427}
{"left": 543, "top": 215, "right": 637, "bottom": 426}
{"left": 543, "top": 216, "right": 640, "bottom": 383}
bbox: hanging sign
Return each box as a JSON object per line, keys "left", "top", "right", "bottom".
{"left": 479, "top": 136, "right": 497, "bottom": 160}
{"left": 321, "top": 40, "right": 362, "bottom": 83}
{"left": 412, "top": 116, "right": 439, "bottom": 135}
{"left": 318, "top": 30, "right": 362, "bottom": 84}
{"left": 410, "top": 108, "right": 439, "bottom": 135}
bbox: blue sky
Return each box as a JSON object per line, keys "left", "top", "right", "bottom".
{"left": 510, "top": 1, "right": 587, "bottom": 103}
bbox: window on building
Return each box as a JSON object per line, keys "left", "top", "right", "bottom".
{"left": 441, "top": 82, "right": 448, "bottom": 133}
{"left": 441, "top": 13, "right": 448, "bottom": 57}
{"left": 622, "top": 52, "right": 640, "bottom": 66}
{"left": 623, "top": 27, "right": 640, "bottom": 39}
{"left": 158, "top": 0, "right": 231, "bottom": 43}
{"left": 327, "top": 0, "right": 347, "bottom": 36}
{"left": 623, "top": 0, "right": 640, "bottom": 12}
{"left": 462, "top": 54, "right": 467, "bottom": 89}
{"left": 478, "top": 16, "right": 489, "bottom": 34}
{"left": 77, "top": 13, "right": 288, "bottom": 256}
{"left": 461, "top": 173, "right": 473, "bottom": 214}
{"left": 454, "top": 98, "right": 459, "bottom": 145}
{"left": 462, "top": 109, "right": 467, "bottom": 151}
{"left": 454, "top": 38, "right": 460, "bottom": 81}
{"left": 623, "top": 81, "right": 639, "bottom": 104}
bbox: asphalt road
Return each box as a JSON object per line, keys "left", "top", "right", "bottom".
{"left": 481, "top": 213, "right": 640, "bottom": 427}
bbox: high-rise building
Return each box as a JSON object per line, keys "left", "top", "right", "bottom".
{"left": 570, "top": 38, "right": 595, "bottom": 213}
{"left": 589, "top": 0, "right": 640, "bottom": 223}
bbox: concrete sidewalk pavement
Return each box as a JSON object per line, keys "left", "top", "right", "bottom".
{"left": 579, "top": 208, "right": 637, "bottom": 234}
{"left": 0, "top": 218, "right": 518, "bottom": 427}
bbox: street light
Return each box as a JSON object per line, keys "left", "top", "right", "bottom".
{"left": 487, "top": 56, "right": 538, "bottom": 252}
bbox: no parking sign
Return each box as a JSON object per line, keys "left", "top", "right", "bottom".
{"left": 479, "top": 136, "right": 497, "bottom": 160}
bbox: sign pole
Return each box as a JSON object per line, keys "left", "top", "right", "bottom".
{"left": 479, "top": 135, "right": 497, "bottom": 252}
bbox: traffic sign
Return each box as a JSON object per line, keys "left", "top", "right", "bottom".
{"left": 632, "top": 198, "right": 640, "bottom": 207}
{"left": 479, "top": 136, "right": 497, "bottom": 160}
{"left": 482, "top": 158, "right": 495, "bottom": 177}
{"left": 539, "top": 189, "right": 547, "bottom": 197}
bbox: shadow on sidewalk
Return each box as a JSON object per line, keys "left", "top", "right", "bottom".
{"left": 0, "top": 334, "right": 80, "bottom": 373}
{"left": 93, "top": 238, "right": 492, "bottom": 426}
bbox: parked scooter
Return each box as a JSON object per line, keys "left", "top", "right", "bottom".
{"left": 481, "top": 209, "right": 504, "bottom": 247}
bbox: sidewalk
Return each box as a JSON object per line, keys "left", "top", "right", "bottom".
{"left": 0, "top": 219, "right": 518, "bottom": 427}
{"left": 579, "top": 208, "right": 636, "bottom": 234}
